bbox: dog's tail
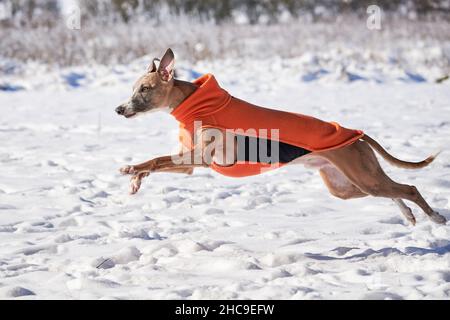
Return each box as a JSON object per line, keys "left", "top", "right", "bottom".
{"left": 362, "top": 134, "right": 440, "bottom": 169}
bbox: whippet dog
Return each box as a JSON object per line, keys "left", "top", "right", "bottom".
{"left": 116, "top": 49, "right": 446, "bottom": 226}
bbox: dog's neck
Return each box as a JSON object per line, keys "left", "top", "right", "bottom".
{"left": 168, "top": 79, "right": 199, "bottom": 112}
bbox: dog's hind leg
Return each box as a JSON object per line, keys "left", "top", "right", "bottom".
{"left": 319, "top": 141, "right": 447, "bottom": 225}
{"left": 321, "top": 164, "right": 417, "bottom": 225}
{"left": 319, "top": 166, "right": 367, "bottom": 200}
{"left": 392, "top": 199, "right": 416, "bottom": 225}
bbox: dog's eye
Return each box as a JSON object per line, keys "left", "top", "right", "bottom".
{"left": 141, "top": 86, "right": 151, "bottom": 92}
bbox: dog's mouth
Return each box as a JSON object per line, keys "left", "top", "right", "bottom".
{"left": 124, "top": 113, "right": 137, "bottom": 118}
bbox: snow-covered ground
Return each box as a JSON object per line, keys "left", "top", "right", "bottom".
{"left": 0, "top": 60, "right": 450, "bottom": 299}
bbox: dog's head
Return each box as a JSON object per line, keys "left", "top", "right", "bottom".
{"left": 115, "top": 48, "right": 175, "bottom": 118}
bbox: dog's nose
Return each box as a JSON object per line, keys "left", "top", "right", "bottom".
{"left": 115, "top": 106, "right": 125, "bottom": 115}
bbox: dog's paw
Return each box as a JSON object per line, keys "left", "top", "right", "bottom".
{"left": 129, "top": 172, "right": 149, "bottom": 195}
{"left": 130, "top": 175, "right": 142, "bottom": 195}
{"left": 120, "top": 165, "right": 136, "bottom": 175}
{"left": 430, "top": 212, "right": 447, "bottom": 225}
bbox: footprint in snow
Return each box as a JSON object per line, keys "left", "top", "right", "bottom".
{"left": 244, "top": 196, "right": 272, "bottom": 210}
{"left": 164, "top": 195, "right": 185, "bottom": 204}
{"left": 204, "top": 208, "right": 225, "bottom": 215}
{"left": 331, "top": 247, "right": 359, "bottom": 256}
{"left": 0, "top": 286, "right": 36, "bottom": 298}
{"left": 0, "top": 225, "right": 17, "bottom": 232}
{"left": 16, "top": 244, "right": 58, "bottom": 256}
{"left": 379, "top": 216, "right": 407, "bottom": 226}
{"left": 0, "top": 204, "right": 17, "bottom": 210}
{"left": 91, "top": 191, "right": 110, "bottom": 199}
{"left": 58, "top": 217, "right": 82, "bottom": 228}
{"left": 114, "top": 228, "right": 161, "bottom": 240}
{"left": 213, "top": 191, "right": 236, "bottom": 200}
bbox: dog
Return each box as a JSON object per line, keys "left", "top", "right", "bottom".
{"left": 115, "top": 48, "right": 446, "bottom": 226}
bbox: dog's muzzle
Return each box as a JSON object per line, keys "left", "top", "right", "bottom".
{"left": 115, "top": 105, "right": 126, "bottom": 115}
{"left": 116, "top": 104, "right": 137, "bottom": 118}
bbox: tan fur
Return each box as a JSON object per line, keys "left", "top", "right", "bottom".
{"left": 362, "top": 135, "right": 439, "bottom": 169}
{"left": 116, "top": 49, "right": 447, "bottom": 226}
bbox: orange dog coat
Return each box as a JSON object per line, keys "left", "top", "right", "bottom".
{"left": 171, "top": 74, "right": 364, "bottom": 177}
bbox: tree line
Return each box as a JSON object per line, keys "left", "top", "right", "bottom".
{"left": 1, "top": 0, "right": 449, "bottom": 25}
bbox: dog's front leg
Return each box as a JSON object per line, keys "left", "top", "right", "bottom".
{"left": 121, "top": 128, "right": 230, "bottom": 194}
{"left": 122, "top": 151, "right": 208, "bottom": 194}
{"left": 120, "top": 153, "right": 206, "bottom": 175}
{"left": 120, "top": 160, "right": 155, "bottom": 175}
{"left": 128, "top": 167, "right": 197, "bottom": 195}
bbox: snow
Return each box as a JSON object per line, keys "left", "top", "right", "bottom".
{"left": 0, "top": 59, "right": 450, "bottom": 300}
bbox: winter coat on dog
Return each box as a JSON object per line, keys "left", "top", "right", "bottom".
{"left": 171, "top": 74, "right": 364, "bottom": 177}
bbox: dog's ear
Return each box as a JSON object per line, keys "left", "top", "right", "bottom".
{"left": 158, "top": 48, "right": 175, "bottom": 82}
{"left": 148, "top": 58, "right": 159, "bottom": 73}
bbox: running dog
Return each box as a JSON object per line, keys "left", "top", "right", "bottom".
{"left": 115, "top": 48, "right": 446, "bottom": 226}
